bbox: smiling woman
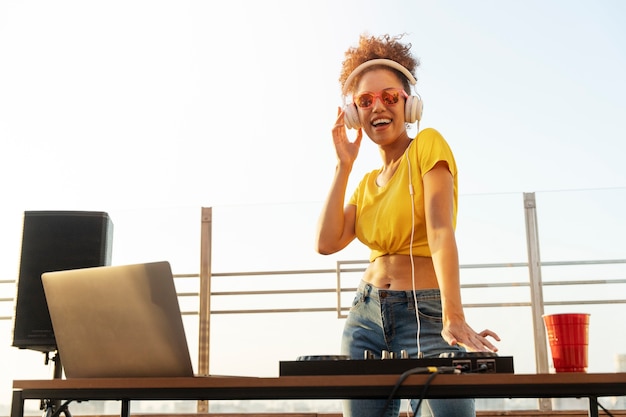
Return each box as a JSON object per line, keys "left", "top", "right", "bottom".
{"left": 316, "top": 33, "right": 500, "bottom": 417}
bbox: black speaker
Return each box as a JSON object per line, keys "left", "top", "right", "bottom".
{"left": 12, "top": 211, "right": 113, "bottom": 352}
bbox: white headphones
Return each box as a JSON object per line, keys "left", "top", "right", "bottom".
{"left": 342, "top": 59, "right": 423, "bottom": 130}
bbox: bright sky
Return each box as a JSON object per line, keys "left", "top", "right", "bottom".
{"left": 1, "top": 0, "right": 625, "bottom": 215}
{"left": 1, "top": 0, "right": 625, "bottom": 413}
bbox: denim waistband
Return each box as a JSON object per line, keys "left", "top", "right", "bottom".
{"left": 357, "top": 280, "right": 441, "bottom": 302}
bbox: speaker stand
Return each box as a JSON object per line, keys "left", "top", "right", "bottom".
{"left": 40, "top": 351, "right": 73, "bottom": 417}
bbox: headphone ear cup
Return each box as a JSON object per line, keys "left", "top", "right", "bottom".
{"left": 405, "top": 95, "right": 423, "bottom": 123}
{"left": 343, "top": 103, "right": 361, "bottom": 130}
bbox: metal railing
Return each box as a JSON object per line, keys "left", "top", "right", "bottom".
{"left": 3, "top": 260, "right": 625, "bottom": 318}
{"left": 2, "top": 189, "right": 626, "bottom": 414}
{"left": 161, "top": 260, "right": 626, "bottom": 317}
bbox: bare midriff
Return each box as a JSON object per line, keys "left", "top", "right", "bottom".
{"left": 362, "top": 254, "right": 439, "bottom": 290}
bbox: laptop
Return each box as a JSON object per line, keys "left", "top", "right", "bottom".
{"left": 41, "top": 261, "right": 195, "bottom": 378}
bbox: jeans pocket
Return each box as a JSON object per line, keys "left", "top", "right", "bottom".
{"left": 417, "top": 299, "right": 443, "bottom": 323}
{"left": 350, "top": 291, "right": 365, "bottom": 312}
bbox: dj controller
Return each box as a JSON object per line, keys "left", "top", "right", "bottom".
{"left": 280, "top": 351, "right": 514, "bottom": 376}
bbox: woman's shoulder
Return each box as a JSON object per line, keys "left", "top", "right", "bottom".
{"left": 415, "top": 127, "right": 445, "bottom": 141}
{"left": 410, "top": 127, "right": 456, "bottom": 170}
{"left": 411, "top": 127, "right": 448, "bottom": 152}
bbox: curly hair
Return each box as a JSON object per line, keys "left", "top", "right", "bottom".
{"left": 340, "top": 33, "right": 420, "bottom": 95}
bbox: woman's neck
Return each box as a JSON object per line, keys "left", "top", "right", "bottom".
{"left": 379, "top": 133, "right": 411, "bottom": 167}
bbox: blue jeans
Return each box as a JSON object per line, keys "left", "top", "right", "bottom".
{"left": 341, "top": 280, "right": 475, "bottom": 417}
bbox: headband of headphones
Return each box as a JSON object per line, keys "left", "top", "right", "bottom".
{"left": 342, "top": 58, "right": 417, "bottom": 96}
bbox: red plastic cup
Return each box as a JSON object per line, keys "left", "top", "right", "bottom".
{"left": 543, "top": 313, "right": 590, "bottom": 373}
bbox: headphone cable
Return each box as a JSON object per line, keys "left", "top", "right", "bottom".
{"left": 405, "top": 150, "right": 422, "bottom": 358}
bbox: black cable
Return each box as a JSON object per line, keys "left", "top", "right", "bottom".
{"left": 597, "top": 400, "right": 615, "bottom": 417}
{"left": 380, "top": 362, "right": 619, "bottom": 417}
{"left": 411, "top": 371, "right": 439, "bottom": 416}
{"left": 378, "top": 367, "right": 445, "bottom": 417}
{"left": 50, "top": 399, "right": 73, "bottom": 417}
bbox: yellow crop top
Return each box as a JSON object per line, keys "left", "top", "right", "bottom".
{"left": 348, "top": 128, "right": 458, "bottom": 262}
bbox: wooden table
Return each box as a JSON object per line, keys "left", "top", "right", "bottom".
{"left": 12, "top": 373, "right": 626, "bottom": 417}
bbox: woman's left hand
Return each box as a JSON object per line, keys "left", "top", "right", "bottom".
{"left": 442, "top": 321, "right": 501, "bottom": 352}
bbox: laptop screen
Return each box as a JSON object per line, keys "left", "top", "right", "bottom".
{"left": 42, "top": 261, "right": 194, "bottom": 378}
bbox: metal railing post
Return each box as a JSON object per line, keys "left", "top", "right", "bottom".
{"left": 523, "top": 192, "right": 551, "bottom": 411}
{"left": 197, "top": 207, "right": 212, "bottom": 413}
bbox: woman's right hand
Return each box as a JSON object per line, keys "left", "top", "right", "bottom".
{"left": 315, "top": 108, "right": 361, "bottom": 255}
{"left": 332, "top": 107, "right": 363, "bottom": 166}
